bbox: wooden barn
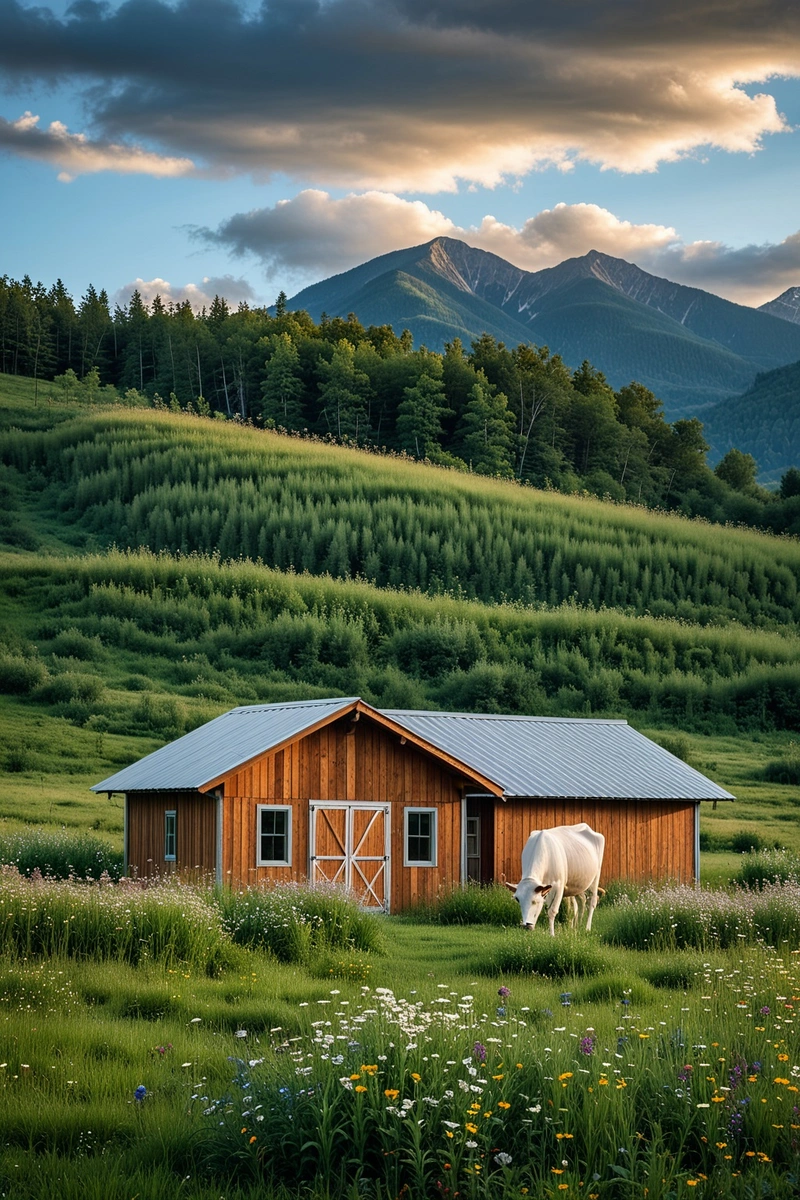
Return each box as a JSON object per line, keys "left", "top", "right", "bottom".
{"left": 92, "top": 697, "right": 733, "bottom": 910}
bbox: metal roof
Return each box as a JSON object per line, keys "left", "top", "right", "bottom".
{"left": 380, "top": 710, "right": 733, "bottom": 802}
{"left": 91, "top": 698, "right": 359, "bottom": 793}
{"left": 92, "top": 697, "right": 733, "bottom": 802}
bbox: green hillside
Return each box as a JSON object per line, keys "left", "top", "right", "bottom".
{"left": 702, "top": 359, "right": 800, "bottom": 480}
{"left": 3, "top": 394, "right": 800, "bottom": 627}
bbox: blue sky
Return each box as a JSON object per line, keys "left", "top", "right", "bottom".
{"left": 2, "top": 0, "right": 800, "bottom": 311}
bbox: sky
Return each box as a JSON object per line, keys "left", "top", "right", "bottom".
{"left": 2, "top": 0, "right": 800, "bottom": 313}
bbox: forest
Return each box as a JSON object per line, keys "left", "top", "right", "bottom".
{"left": 3, "top": 271, "right": 800, "bottom": 534}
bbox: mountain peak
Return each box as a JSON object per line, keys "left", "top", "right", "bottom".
{"left": 759, "top": 286, "right": 800, "bottom": 325}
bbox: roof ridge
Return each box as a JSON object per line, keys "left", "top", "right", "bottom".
{"left": 381, "top": 709, "right": 627, "bottom": 724}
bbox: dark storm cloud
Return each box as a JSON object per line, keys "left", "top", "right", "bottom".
{"left": 0, "top": 0, "right": 798, "bottom": 187}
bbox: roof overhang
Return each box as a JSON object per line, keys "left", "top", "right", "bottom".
{"left": 199, "top": 698, "right": 504, "bottom": 797}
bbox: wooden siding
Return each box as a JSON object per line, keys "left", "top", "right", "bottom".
{"left": 493, "top": 799, "right": 696, "bottom": 885}
{"left": 127, "top": 792, "right": 216, "bottom": 880}
{"left": 219, "top": 714, "right": 465, "bottom": 911}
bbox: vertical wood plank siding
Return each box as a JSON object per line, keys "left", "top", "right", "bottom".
{"left": 127, "top": 716, "right": 698, "bottom": 904}
{"left": 127, "top": 792, "right": 216, "bottom": 880}
{"left": 220, "top": 716, "right": 464, "bottom": 911}
{"left": 493, "top": 798, "right": 695, "bottom": 885}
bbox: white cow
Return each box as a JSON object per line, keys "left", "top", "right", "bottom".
{"left": 504, "top": 823, "right": 605, "bottom": 936}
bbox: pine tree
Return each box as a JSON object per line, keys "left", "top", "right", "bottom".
{"left": 456, "top": 381, "right": 516, "bottom": 476}
{"left": 260, "top": 332, "right": 305, "bottom": 427}
{"left": 317, "top": 339, "right": 372, "bottom": 440}
{"left": 395, "top": 362, "right": 450, "bottom": 458}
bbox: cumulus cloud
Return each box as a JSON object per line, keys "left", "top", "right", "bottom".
{"left": 196, "top": 192, "right": 681, "bottom": 278}
{"left": 0, "top": 111, "right": 195, "bottom": 180}
{"left": 197, "top": 191, "right": 800, "bottom": 306}
{"left": 195, "top": 190, "right": 459, "bottom": 277}
{"left": 113, "top": 274, "right": 258, "bottom": 312}
{"left": 0, "top": 0, "right": 797, "bottom": 189}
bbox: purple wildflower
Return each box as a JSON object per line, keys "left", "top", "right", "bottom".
{"left": 580, "top": 1035, "right": 596, "bottom": 1056}
{"left": 473, "top": 1042, "right": 487, "bottom": 1063}
{"left": 498, "top": 986, "right": 511, "bottom": 998}
{"left": 760, "top": 1006, "right": 770, "bottom": 1016}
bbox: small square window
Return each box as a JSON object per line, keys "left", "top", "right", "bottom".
{"left": 257, "top": 806, "right": 292, "bottom": 866}
{"left": 164, "top": 810, "right": 176, "bottom": 862}
{"left": 404, "top": 808, "right": 437, "bottom": 867}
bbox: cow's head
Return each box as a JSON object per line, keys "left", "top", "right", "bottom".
{"left": 506, "top": 878, "right": 551, "bottom": 930}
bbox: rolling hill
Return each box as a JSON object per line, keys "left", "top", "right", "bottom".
{"left": 289, "top": 238, "right": 800, "bottom": 416}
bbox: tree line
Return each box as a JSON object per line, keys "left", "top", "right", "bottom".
{"left": 3, "top": 271, "right": 800, "bottom": 532}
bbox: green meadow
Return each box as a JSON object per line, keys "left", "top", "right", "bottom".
{"left": 2, "top": 878, "right": 800, "bottom": 1198}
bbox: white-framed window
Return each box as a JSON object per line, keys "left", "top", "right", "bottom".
{"left": 164, "top": 810, "right": 177, "bottom": 862}
{"left": 257, "top": 805, "right": 292, "bottom": 867}
{"left": 404, "top": 807, "right": 437, "bottom": 867}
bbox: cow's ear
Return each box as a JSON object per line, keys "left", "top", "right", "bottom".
{"left": 503, "top": 880, "right": 518, "bottom": 893}
{"left": 535, "top": 884, "right": 552, "bottom": 896}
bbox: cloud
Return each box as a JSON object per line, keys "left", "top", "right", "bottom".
{"left": 197, "top": 190, "right": 800, "bottom": 306}
{"left": 0, "top": 0, "right": 798, "bottom": 189}
{"left": 113, "top": 274, "right": 258, "bottom": 311}
{"left": 195, "top": 190, "right": 459, "bottom": 277}
{"left": 0, "top": 111, "right": 195, "bottom": 180}
{"left": 196, "top": 191, "right": 680, "bottom": 279}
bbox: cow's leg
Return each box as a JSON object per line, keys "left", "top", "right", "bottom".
{"left": 547, "top": 883, "right": 565, "bottom": 936}
{"left": 585, "top": 876, "right": 602, "bottom": 931}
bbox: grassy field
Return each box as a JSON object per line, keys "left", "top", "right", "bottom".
{"left": 1, "top": 889, "right": 800, "bottom": 1199}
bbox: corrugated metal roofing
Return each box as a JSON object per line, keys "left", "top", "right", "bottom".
{"left": 381, "top": 710, "right": 733, "bottom": 802}
{"left": 92, "top": 697, "right": 733, "bottom": 801}
{"left": 91, "top": 698, "right": 359, "bottom": 793}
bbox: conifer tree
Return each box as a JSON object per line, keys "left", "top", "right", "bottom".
{"left": 317, "top": 339, "right": 372, "bottom": 439}
{"left": 395, "top": 361, "right": 451, "bottom": 458}
{"left": 456, "top": 380, "right": 516, "bottom": 476}
{"left": 260, "top": 332, "right": 305, "bottom": 427}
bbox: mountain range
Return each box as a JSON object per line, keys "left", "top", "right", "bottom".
{"left": 289, "top": 238, "right": 800, "bottom": 419}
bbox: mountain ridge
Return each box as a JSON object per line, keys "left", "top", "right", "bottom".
{"left": 288, "top": 238, "right": 800, "bottom": 416}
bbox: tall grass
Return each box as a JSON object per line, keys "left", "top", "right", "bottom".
{"left": 0, "top": 827, "right": 123, "bottom": 880}
{"left": 408, "top": 882, "right": 520, "bottom": 925}
{"left": 0, "top": 869, "right": 234, "bottom": 972}
{"left": 734, "top": 847, "right": 800, "bottom": 889}
{"left": 601, "top": 881, "right": 800, "bottom": 950}
{"left": 215, "top": 882, "right": 384, "bottom": 963}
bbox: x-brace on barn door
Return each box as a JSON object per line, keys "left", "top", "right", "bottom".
{"left": 309, "top": 803, "right": 390, "bottom": 912}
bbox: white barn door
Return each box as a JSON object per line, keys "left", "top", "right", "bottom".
{"left": 309, "top": 803, "right": 390, "bottom": 912}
